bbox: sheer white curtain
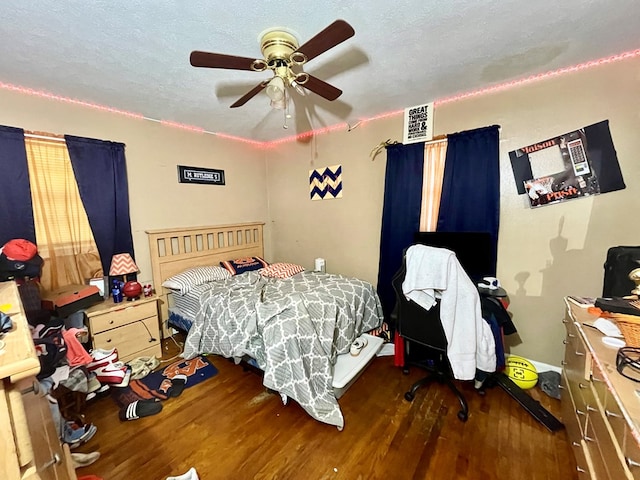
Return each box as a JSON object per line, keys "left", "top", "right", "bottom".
{"left": 419, "top": 139, "right": 447, "bottom": 232}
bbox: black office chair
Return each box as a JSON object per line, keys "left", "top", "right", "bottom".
{"left": 391, "top": 254, "right": 469, "bottom": 422}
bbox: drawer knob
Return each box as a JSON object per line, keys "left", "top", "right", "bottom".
{"left": 576, "top": 466, "right": 586, "bottom": 473}
{"left": 572, "top": 441, "right": 581, "bottom": 447}
{"left": 575, "top": 351, "right": 585, "bottom": 357}
{"left": 562, "top": 319, "right": 569, "bottom": 324}
{"left": 568, "top": 333, "right": 575, "bottom": 337}
{"left": 558, "top": 384, "right": 565, "bottom": 390}
{"left": 578, "top": 382, "right": 588, "bottom": 389}
{"left": 42, "top": 453, "right": 61, "bottom": 469}
{"left": 106, "top": 338, "right": 112, "bottom": 343}
{"left": 605, "top": 409, "right": 622, "bottom": 419}
{"left": 109, "top": 320, "right": 114, "bottom": 324}
{"left": 627, "top": 458, "right": 640, "bottom": 469}
{"left": 561, "top": 360, "right": 567, "bottom": 365}
{"left": 563, "top": 339, "right": 569, "bottom": 345}
{"left": 583, "top": 435, "right": 595, "bottom": 442}
{"left": 576, "top": 409, "right": 585, "bottom": 416}
{"left": 586, "top": 405, "right": 597, "bottom": 412}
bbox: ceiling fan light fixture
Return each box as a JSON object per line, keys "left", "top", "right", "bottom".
{"left": 270, "top": 97, "right": 287, "bottom": 110}
{"left": 266, "top": 76, "right": 286, "bottom": 102}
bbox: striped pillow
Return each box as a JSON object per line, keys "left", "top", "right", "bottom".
{"left": 162, "top": 266, "right": 231, "bottom": 295}
{"left": 259, "top": 262, "right": 305, "bottom": 279}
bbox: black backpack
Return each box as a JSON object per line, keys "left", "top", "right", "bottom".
{"left": 602, "top": 246, "right": 640, "bottom": 297}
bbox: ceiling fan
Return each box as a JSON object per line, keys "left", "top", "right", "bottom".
{"left": 190, "top": 20, "right": 355, "bottom": 109}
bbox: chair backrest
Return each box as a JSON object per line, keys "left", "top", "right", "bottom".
{"left": 391, "top": 256, "right": 449, "bottom": 353}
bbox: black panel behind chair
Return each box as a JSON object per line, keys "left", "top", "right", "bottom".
{"left": 391, "top": 256, "right": 469, "bottom": 422}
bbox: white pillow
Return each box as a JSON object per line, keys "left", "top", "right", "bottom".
{"left": 162, "top": 266, "right": 231, "bottom": 295}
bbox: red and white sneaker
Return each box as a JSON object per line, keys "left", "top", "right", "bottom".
{"left": 93, "top": 361, "right": 131, "bottom": 387}
{"left": 87, "top": 348, "right": 119, "bottom": 371}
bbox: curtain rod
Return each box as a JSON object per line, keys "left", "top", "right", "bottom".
{"left": 370, "top": 135, "right": 448, "bottom": 160}
{"left": 24, "top": 131, "right": 66, "bottom": 142}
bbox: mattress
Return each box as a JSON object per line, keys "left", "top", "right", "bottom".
{"left": 168, "top": 306, "right": 193, "bottom": 333}
{"left": 171, "top": 284, "right": 208, "bottom": 321}
{"left": 168, "top": 306, "right": 384, "bottom": 398}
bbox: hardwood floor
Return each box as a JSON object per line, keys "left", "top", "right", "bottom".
{"left": 77, "top": 338, "right": 578, "bottom": 480}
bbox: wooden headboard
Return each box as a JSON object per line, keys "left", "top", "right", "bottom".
{"left": 145, "top": 222, "right": 264, "bottom": 336}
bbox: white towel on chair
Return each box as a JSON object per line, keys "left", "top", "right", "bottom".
{"left": 402, "top": 244, "right": 496, "bottom": 380}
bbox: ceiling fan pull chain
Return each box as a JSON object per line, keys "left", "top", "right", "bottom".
{"left": 282, "top": 90, "right": 291, "bottom": 130}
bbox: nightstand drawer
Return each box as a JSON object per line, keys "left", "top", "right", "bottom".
{"left": 90, "top": 301, "right": 157, "bottom": 334}
{"left": 92, "top": 316, "right": 160, "bottom": 361}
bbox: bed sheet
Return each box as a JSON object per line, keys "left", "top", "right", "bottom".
{"left": 181, "top": 270, "right": 383, "bottom": 429}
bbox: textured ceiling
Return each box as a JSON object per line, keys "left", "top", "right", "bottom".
{"left": 1, "top": 1, "right": 639, "bottom": 142}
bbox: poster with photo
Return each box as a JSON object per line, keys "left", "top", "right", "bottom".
{"left": 403, "top": 102, "right": 434, "bottom": 144}
{"left": 510, "top": 128, "right": 601, "bottom": 208}
{"left": 524, "top": 171, "right": 599, "bottom": 208}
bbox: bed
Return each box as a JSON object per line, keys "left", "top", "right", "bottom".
{"left": 146, "top": 222, "right": 384, "bottom": 429}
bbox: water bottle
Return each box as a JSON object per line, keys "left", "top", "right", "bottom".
{"left": 112, "top": 279, "right": 123, "bottom": 303}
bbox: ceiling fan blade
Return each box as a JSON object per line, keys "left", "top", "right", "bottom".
{"left": 230, "top": 81, "right": 269, "bottom": 108}
{"left": 300, "top": 75, "right": 342, "bottom": 101}
{"left": 295, "top": 20, "right": 355, "bottom": 63}
{"left": 190, "top": 51, "right": 258, "bottom": 71}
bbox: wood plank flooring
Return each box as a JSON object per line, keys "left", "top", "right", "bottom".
{"left": 77, "top": 338, "right": 578, "bottom": 480}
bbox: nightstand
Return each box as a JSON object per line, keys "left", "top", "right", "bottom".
{"left": 85, "top": 296, "right": 161, "bottom": 363}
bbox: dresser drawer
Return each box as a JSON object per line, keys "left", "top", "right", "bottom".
{"left": 561, "top": 374, "right": 589, "bottom": 475}
{"left": 92, "top": 316, "right": 160, "bottom": 361}
{"left": 604, "top": 389, "right": 628, "bottom": 453}
{"left": 7, "top": 378, "right": 74, "bottom": 480}
{"left": 90, "top": 301, "right": 157, "bottom": 333}
{"left": 623, "top": 427, "right": 640, "bottom": 479}
{"left": 588, "top": 406, "right": 632, "bottom": 479}
{"left": 584, "top": 419, "right": 612, "bottom": 480}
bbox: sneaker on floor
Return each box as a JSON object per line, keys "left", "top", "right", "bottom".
{"left": 64, "top": 422, "right": 97, "bottom": 448}
{"left": 87, "top": 348, "right": 119, "bottom": 371}
{"left": 71, "top": 451, "right": 101, "bottom": 468}
{"left": 93, "top": 362, "right": 131, "bottom": 387}
{"left": 166, "top": 467, "right": 199, "bottom": 480}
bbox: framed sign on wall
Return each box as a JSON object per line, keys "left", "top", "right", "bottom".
{"left": 177, "top": 165, "right": 225, "bottom": 185}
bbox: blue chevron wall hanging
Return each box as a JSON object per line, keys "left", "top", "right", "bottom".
{"left": 309, "top": 165, "right": 343, "bottom": 201}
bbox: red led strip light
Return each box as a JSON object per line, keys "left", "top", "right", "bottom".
{"left": 2, "top": 49, "right": 638, "bottom": 148}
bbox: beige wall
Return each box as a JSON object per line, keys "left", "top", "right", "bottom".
{"left": 0, "top": 90, "right": 269, "bottom": 287}
{"left": 266, "top": 57, "right": 640, "bottom": 366}
{"left": 2, "top": 56, "right": 638, "bottom": 367}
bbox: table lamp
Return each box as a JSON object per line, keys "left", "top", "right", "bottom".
{"left": 109, "top": 253, "right": 142, "bottom": 301}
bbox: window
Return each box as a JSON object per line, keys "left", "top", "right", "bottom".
{"left": 24, "top": 135, "right": 103, "bottom": 290}
{"left": 419, "top": 139, "right": 447, "bottom": 232}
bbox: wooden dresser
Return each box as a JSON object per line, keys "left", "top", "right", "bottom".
{"left": 562, "top": 299, "right": 640, "bottom": 479}
{"left": 0, "top": 281, "right": 76, "bottom": 480}
{"left": 85, "top": 295, "right": 161, "bottom": 363}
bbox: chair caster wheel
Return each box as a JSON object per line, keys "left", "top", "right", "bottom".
{"left": 457, "top": 411, "right": 468, "bottom": 422}
{"left": 404, "top": 392, "right": 415, "bottom": 402}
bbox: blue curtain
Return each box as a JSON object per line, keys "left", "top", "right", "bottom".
{"left": 376, "top": 142, "right": 424, "bottom": 322}
{"left": 0, "top": 126, "right": 36, "bottom": 245}
{"left": 436, "top": 125, "right": 501, "bottom": 275}
{"left": 65, "top": 135, "right": 134, "bottom": 274}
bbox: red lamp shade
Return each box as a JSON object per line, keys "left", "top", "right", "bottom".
{"left": 122, "top": 280, "right": 143, "bottom": 299}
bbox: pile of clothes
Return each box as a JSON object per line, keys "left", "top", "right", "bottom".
{"left": 0, "top": 238, "right": 122, "bottom": 469}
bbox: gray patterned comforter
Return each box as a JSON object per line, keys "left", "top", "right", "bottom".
{"left": 182, "top": 271, "right": 384, "bottom": 429}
